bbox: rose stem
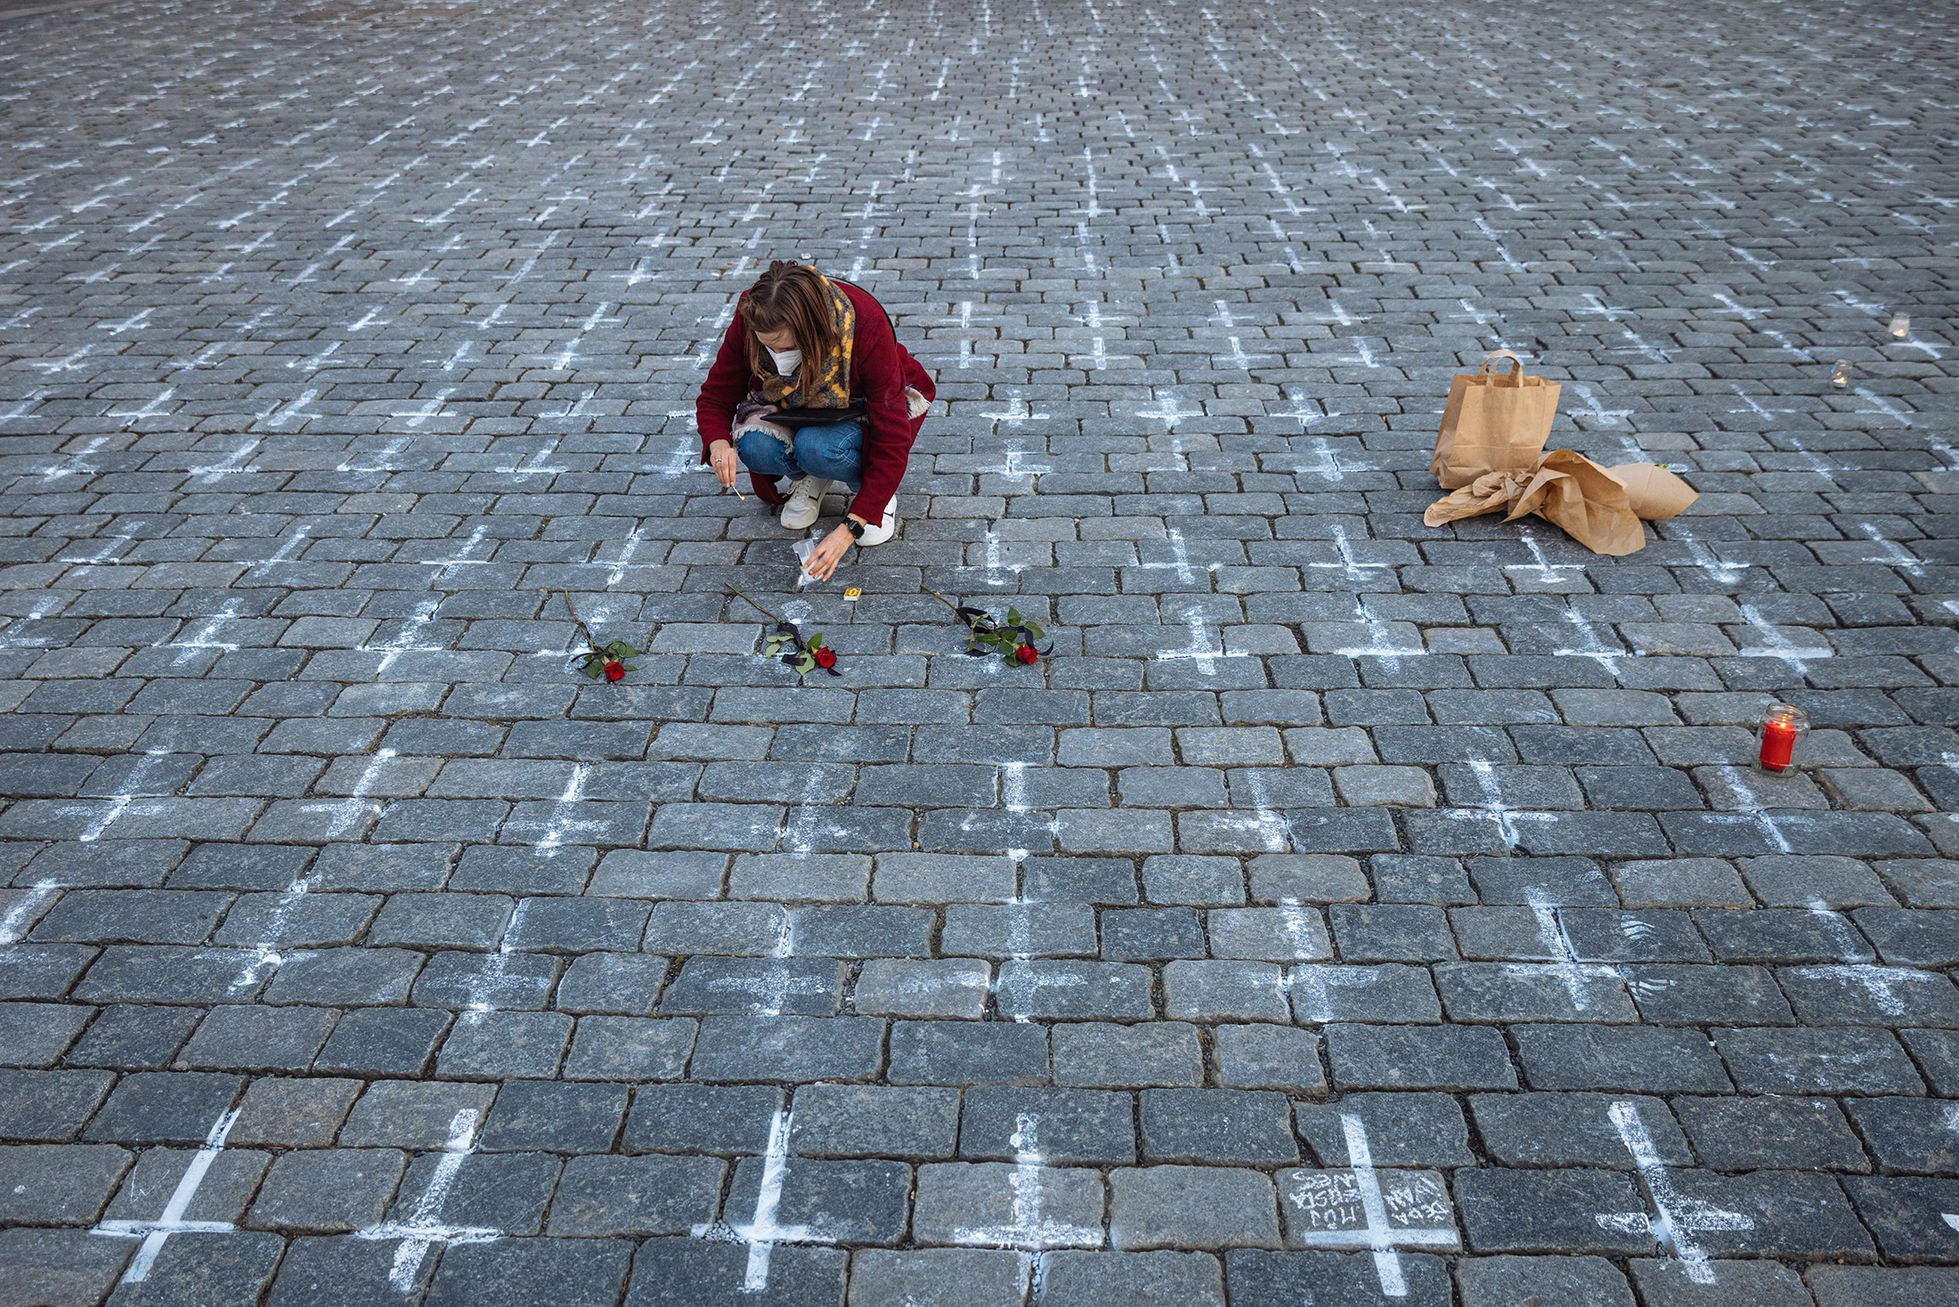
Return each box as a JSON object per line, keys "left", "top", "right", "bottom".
{"left": 546, "top": 588, "right": 601, "bottom": 652}
{"left": 724, "top": 584, "right": 782, "bottom": 626}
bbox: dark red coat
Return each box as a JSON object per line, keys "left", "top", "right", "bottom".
{"left": 695, "top": 279, "right": 935, "bottom": 524}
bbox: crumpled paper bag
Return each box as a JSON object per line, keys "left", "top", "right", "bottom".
{"left": 1423, "top": 450, "right": 1697, "bottom": 556}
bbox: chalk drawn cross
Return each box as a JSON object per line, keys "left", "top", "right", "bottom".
{"left": 1596, "top": 1101, "right": 1752, "bottom": 1285}
{"left": 1282, "top": 1115, "right": 1459, "bottom": 1297}
{"left": 691, "top": 1107, "right": 838, "bottom": 1293}
{"left": 90, "top": 1108, "right": 242, "bottom": 1284}
{"left": 353, "top": 1108, "right": 500, "bottom": 1292}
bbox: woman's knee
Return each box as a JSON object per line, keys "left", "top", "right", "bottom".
{"left": 792, "top": 421, "right": 862, "bottom": 479}
{"left": 736, "top": 427, "right": 794, "bottom": 475}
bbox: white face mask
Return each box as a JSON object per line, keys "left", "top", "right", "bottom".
{"left": 767, "top": 346, "right": 802, "bottom": 375}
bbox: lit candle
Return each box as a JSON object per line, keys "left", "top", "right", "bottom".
{"left": 1830, "top": 361, "right": 1851, "bottom": 388}
{"left": 1758, "top": 703, "right": 1808, "bottom": 773}
{"left": 1888, "top": 314, "right": 1910, "bottom": 339}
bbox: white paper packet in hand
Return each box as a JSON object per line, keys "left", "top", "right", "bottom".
{"left": 793, "top": 536, "right": 821, "bottom": 589}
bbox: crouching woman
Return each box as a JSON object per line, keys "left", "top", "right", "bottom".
{"left": 696, "top": 261, "right": 934, "bottom": 582}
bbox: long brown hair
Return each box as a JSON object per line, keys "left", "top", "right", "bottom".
{"left": 739, "top": 262, "right": 842, "bottom": 402}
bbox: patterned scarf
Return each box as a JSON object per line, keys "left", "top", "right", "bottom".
{"left": 753, "top": 271, "right": 856, "bottom": 410}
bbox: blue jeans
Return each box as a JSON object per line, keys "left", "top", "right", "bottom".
{"left": 735, "top": 420, "right": 862, "bottom": 487}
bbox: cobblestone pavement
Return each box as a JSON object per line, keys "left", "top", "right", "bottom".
{"left": 1, "top": 0, "right": 1956, "bottom": 1302}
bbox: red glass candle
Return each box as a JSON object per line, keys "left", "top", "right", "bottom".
{"left": 1758, "top": 703, "right": 1808, "bottom": 773}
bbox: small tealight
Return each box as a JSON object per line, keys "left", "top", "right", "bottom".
{"left": 1757, "top": 703, "right": 1809, "bottom": 774}
{"left": 1830, "top": 360, "right": 1851, "bottom": 388}
{"left": 1888, "top": 314, "right": 1910, "bottom": 339}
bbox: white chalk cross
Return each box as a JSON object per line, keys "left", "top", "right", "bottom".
{"left": 90, "top": 1107, "right": 242, "bottom": 1284}
{"left": 947, "top": 1112, "right": 1101, "bottom": 1256}
{"left": 1597, "top": 1100, "right": 1752, "bottom": 1284}
{"left": 353, "top": 1108, "right": 499, "bottom": 1293}
{"left": 1282, "top": 1115, "right": 1459, "bottom": 1298}
{"left": 691, "top": 1107, "right": 837, "bottom": 1293}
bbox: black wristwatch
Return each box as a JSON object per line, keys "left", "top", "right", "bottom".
{"left": 844, "top": 518, "right": 866, "bottom": 541}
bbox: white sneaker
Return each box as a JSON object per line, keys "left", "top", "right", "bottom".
{"left": 857, "top": 495, "right": 897, "bottom": 547}
{"left": 780, "top": 476, "right": 829, "bottom": 530}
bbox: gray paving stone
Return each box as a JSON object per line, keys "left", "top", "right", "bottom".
{"left": 545, "top": 1154, "right": 723, "bottom": 1235}
{"left": 178, "top": 1004, "right": 338, "bottom": 1072}
{"left": 1294, "top": 1094, "right": 1474, "bottom": 1168}
{"left": 1276, "top": 1164, "right": 1457, "bottom": 1253}
{"left": 82, "top": 1071, "right": 242, "bottom": 1144}
{"left": 63, "top": 1005, "right": 200, "bottom": 1072}
{"left": 313, "top": 1008, "right": 450, "bottom": 1078}
{"left": 0, "top": 1068, "right": 112, "bottom": 1141}
{"left": 689, "top": 1016, "right": 882, "bottom": 1083}
{"left": 1675, "top": 1095, "right": 1869, "bottom": 1172}
{"left": 1455, "top": 1167, "right": 1653, "bottom": 1256}
{"left": 1808, "top": 1267, "right": 1959, "bottom": 1307}
{"left": 913, "top": 1161, "right": 1105, "bottom": 1247}
{"left": 1903, "top": 1028, "right": 1959, "bottom": 1095}
{"left": 1458, "top": 1256, "right": 1635, "bottom": 1307}
{"left": 0, "top": 1226, "right": 132, "bottom": 1307}
{"left": 845, "top": 1249, "right": 1028, "bottom": 1307}
{"left": 1851, "top": 1143, "right": 1956, "bottom": 1244}
{"left": 624, "top": 1238, "right": 845, "bottom": 1307}
{"left": 1470, "top": 1092, "right": 1690, "bottom": 1170}
{"left": 789, "top": 1085, "right": 960, "bottom": 1159}
{"left": 0, "top": 1143, "right": 131, "bottom": 1223}
{"left": 338, "top": 1080, "right": 497, "bottom": 1149}
{"left": 1110, "top": 1165, "right": 1281, "bottom": 1251}
{"left": 1052, "top": 1022, "right": 1204, "bottom": 1088}
{"left": 1715, "top": 1026, "right": 1926, "bottom": 1094}
{"left": 555, "top": 952, "right": 671, "bottom": 1015}
{"left": 227, "top": 1076, "right": 362, "bottom": 1148}
{"left": 1627, "top": 1258, "right": 1814, "bottom": 1307}
{"left": 477, "top": 1080, "right": 626, "bottom": 1154}
{"left": 625, "top": 1083, "right": 781, "bottom": 1157}
{"left": 265, "top": 1235, "right": 438, "bottom": 1306}
{"left": 1225, "top": 1249, "right": 1454, "bottom": 1307}
{"left": 425, "top": 1238, "right": 633, "bottom": 1307}
{"left": 103, "top": 1229, "right": 284, "bottom": 1307}
{"left": 562, "top": 1015, "right": 695, "bottom": 1081}
{"left": 853, "top": 958, "right": 991, "bottom": 1018}
{"left": 661, "top": 958, "right": 842, "bottom": 1017}
{"left": 890, "top": 1021, "right": 1048, "bottom": 1087}
{"left": 249, "top": 1148, "right": 406, "bottom": 1231}
{"left": 997, "top": 960, "right": 1153, "bottom": 1020}
{"left": 723, "top": 1155, "right": 910, "bottom": 1245}
{"left": 1139, "top": 1089, "right": 1297, "bottom": 1164}
{"left": 1038, "top": 1250, "right": 1224, "bottom": 1307}
{"left": 959, "top": 1087, "right": 1136, "bottom": 1166}
{"left": 1512, "top": 1025, "right": 1734, "bottom": 1093}
{"left": 1210, "top": 1025, "right": 1326, "bottom": 1095}
{"left": 1324, "top": 1024, "right": 1517, "bottom": 1091}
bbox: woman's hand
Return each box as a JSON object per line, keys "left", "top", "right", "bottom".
{"left": 801, "top": 524, "right": 854, "bottom": 583}
{"left": 708, "top": 438, "right": 740, "bottom": 489}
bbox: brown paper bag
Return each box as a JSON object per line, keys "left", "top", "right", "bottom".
{"left": 1603, "top": 462, "right": 1697, "bottom": 521}
{"left": 1424, "top": 449, "right": 1670, "bottom": 555}
{"left": 1431, "top": 350, "right": 1563, "bottom": 490}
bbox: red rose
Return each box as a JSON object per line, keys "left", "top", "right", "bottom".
{"left": 1014, "top": 644, "right": 1039, "bottom": 664}
{"left": 813, "top": 646, "right": 837, "bottom": 669}
{"left": 603, "top": 660, "right": 626, "bottom": 682}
